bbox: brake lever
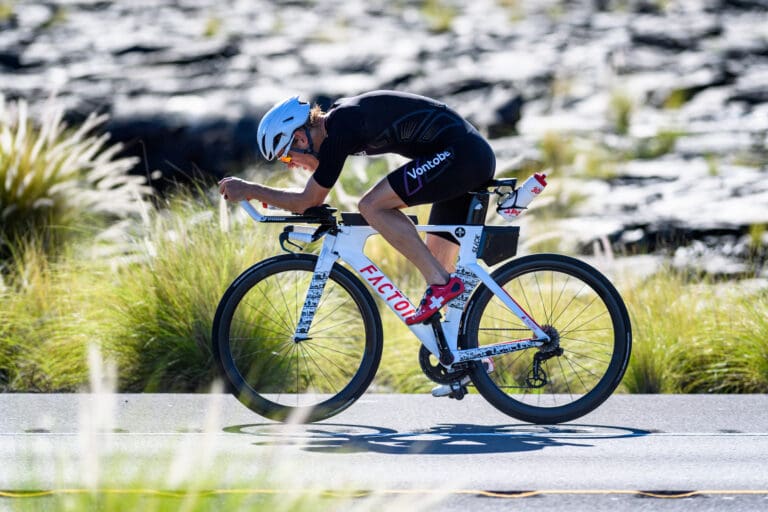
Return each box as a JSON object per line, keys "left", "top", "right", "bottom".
{"left": 279, "top": 231, "right": 304, "bottom": 253}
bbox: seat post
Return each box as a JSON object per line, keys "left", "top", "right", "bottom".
{"left": 466, "top": 192, "right": 489, "bottom": 225}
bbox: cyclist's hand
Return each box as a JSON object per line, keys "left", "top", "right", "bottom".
{"left": 218, "top": 177, "right": 251, "bottom": 202}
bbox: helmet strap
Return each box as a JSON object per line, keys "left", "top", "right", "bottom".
{"left": 291, "top": 126, "right": 319, "bottom": 158}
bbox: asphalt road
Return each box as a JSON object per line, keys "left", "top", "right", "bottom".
{"left": 1, "top": 393, "right": 767, "bottom": 511}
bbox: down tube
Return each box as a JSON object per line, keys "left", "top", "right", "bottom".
{"left": 344, "top": 252, "right": 442, "bottom": 358}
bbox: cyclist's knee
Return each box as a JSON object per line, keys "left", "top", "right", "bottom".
{"left": 359, "top": 184, "right": 405, "bottom": 219}
{"left": 358, "top": 194, "right": 376, "bottom": 219}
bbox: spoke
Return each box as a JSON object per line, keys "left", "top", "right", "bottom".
{"left": 546, "top": 368, "right": 558, "bottom": 405}
{"left": 479, "top": 302, "right": 530, "bottom": 331}
{"left": 563, "top": 349, "right": 611, "bottom": 365}
{"left": 533, "top": 271, "right": 550, "bottom": 325}
{"left": 231, "top": 318, "right": 292, "bottom": 340}
{"left": 315, "top": 283, "right": 347, "bottom": 319}
{"left": 549, "top": 281, "right": 589, "bottom": 328}
{"left": 250, "top": 283, "right": 297, "bottom": 334}
{"left": 309, "top": 317, "right": 364, "bottom": 337}
{"left": 559, "top": 302, "right": 608, "bottom": 335}
{"left": 275, "top": 273, "right": 301, "bottom": 329}
{"left": 273, "top": 343, "right": 298, "bottom": 406}
{"left": 561, "top": 325, "right": 614, "bottom": 334}
{"left": 548, "top": 271, "right": 554, "bottom": 325}
{"left": 481, "top": 310, "right": 529, "bottom": 330}
{"left": 227, "top": 336, "right": 292, "bottom": 343}
{"left": 557, "top": 295, "right": 601, "bottom": 335}
{"left": 493, "top": 350, "right": 531, "bottom": 387}
{"left": 561, "top": 354, "right": 603, "bottom": 380}
{"left": 549, "top": 274, "right": 571, "bottom": 327}
{"left": 302, "top": 341, "right": 357, "bottom": 375}
{"left": 229, "top": 338, "right": 293, "bottom": 361}
{"left": 478, "top": 330, "right": 521, "bottom": 342}
{"left": 301, "top": 341, "right": 352, "bottom": 388}
{"left": 563, "top": 353, "right": 590, "bottom": 393}
{"left": 232, "top": 340, "right": 294, "bottom": 364}
{"left": 299, "top": 342, "right": 340, "bottom": 396}
{"left": 556, "top": 355, "right": 574, "bottom": 400}
{"left": 560, "top": 335, "right": 612, "bottom": 351}
{"left": 515, "top": 277, "right": 536, "bottom": 326}
{"left": 294, "top": 343, "right": 300, "bottom": 404}
{"left": 478, "top": 326, "right": 530, "bottom": 332}
{"left": 300, "top": 339, "right": 362, "bottom": 360}
{"left": 309, "top": 297, "right": 355, "bottom": 330}
{"left": 235, "top": 302, "right": 293, "bottom": 334}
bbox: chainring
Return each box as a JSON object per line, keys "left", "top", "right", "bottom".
{"left": 419, "top": 345, "right": 469, "bottom": 384}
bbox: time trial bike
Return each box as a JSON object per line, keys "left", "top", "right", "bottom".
{"left": 211, "top": 178, "right": 632, "bottom": 424}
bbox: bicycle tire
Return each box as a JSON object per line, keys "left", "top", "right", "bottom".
{"left": 461, "top": 254, "right": 631, "bottom": 424}
{"left": 212, "top": 254, "right": 383, "bottom": 422}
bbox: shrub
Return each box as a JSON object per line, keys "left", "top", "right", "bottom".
{"left": 0, "top": 97, "right": 149, "bottom": 259}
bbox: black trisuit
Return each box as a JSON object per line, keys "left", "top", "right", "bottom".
{"left": 312, "top": 90, "right": 496, "bottom": 239}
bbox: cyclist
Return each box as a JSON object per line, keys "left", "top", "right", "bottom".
{"left": 219, "top": 90, "right": 496, "bottom": 325}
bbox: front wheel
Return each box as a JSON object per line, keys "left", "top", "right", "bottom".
{"left": 462, "top": 254, "right": 631, "bottom": 424}
{"left": 212, "top": 254, "right": 383, "bottom": 422}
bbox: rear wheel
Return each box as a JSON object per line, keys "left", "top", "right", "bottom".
{"left": 212, "top": 254, "right": 382, "bottom": 422}
{"left": 462, "top": 254, "right": 631, "bottom": 424}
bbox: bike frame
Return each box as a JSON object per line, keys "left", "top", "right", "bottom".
{"left": 240, "top": 201, "right": 550, "bottom": 368}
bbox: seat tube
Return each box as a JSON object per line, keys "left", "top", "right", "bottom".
{"left": 293, "top": 236, "right": 338, "bottom": 340}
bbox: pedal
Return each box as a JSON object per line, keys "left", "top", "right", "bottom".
{"left": 431, "top": 377, "right": 470, "bottom": 398}
{"left": 448, "top": 382, "right": 467, "bottom": 400}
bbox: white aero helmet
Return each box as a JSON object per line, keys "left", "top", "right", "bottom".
{"left": 257, "top": 96, "right": 311, "bottom": 160}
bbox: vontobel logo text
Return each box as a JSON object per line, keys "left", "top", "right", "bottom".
{"left": 407, "top": 151, "right": 451, "bottom": 179}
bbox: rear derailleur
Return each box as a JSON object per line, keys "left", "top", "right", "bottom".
{"left": 527, "top": 324, "right": 564, "bottom": 388}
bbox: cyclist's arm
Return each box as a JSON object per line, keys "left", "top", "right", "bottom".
{"left": 221, "top": 176, "right": 329, "bottom": 213}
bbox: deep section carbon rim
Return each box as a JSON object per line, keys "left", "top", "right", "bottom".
{"left": 213, "top": 256, "right": 381, "bottom": 421}
{"left": 464, "top": 254, "right": 630, "bottom": 423}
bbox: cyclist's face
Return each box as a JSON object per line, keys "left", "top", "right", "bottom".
{"left": 279, "top": 130, "right": 318, "bottom": 172}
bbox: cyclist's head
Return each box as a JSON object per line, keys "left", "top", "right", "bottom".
{"left": 257, "top": 96, "right": 311, "bottom": 161}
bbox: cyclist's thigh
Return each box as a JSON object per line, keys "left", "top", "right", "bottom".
{"left": 386, "top": 133, "right": 495, "bottom": 209}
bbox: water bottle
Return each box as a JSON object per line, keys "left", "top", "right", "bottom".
{"left": 496, "top": 173, "right": 547, "bottom": 220}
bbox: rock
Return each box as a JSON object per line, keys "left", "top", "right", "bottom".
{"left": 630, "top": 14, "right": 723, "bottom": 51}
{"left": 729, "top": 68, "right": 768, "bottom": 105}
{"left": 0, "top": 0, "right": 766, "bottom": 277}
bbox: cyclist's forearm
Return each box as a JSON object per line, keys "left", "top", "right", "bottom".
{"left": 245, "top": 183, "right": 294, "bottom": 209}
{"left": 245, "top": 182, "right": 318, "bottom": 213}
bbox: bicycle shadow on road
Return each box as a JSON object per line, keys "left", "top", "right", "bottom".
{"left": 223, "top": 423, "right": 649, "bottom": 455}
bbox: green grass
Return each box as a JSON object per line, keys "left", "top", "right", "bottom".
{"left": 620, "top": 270, "right": 692, "bottom": 393}
{"left": 621, "top": 269, "right": 768, "bottom": 393}
{"left": 4, "top": 189, "right": 767, "bottom": 395}
{"left": 4, "top": 490, "right": 337, "bottom": 512}
{"left": 0, "top": 96, "right": 149, "bottom": 260}
{"left": 1, "top": 102, "right": 767, "bottom": 396}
